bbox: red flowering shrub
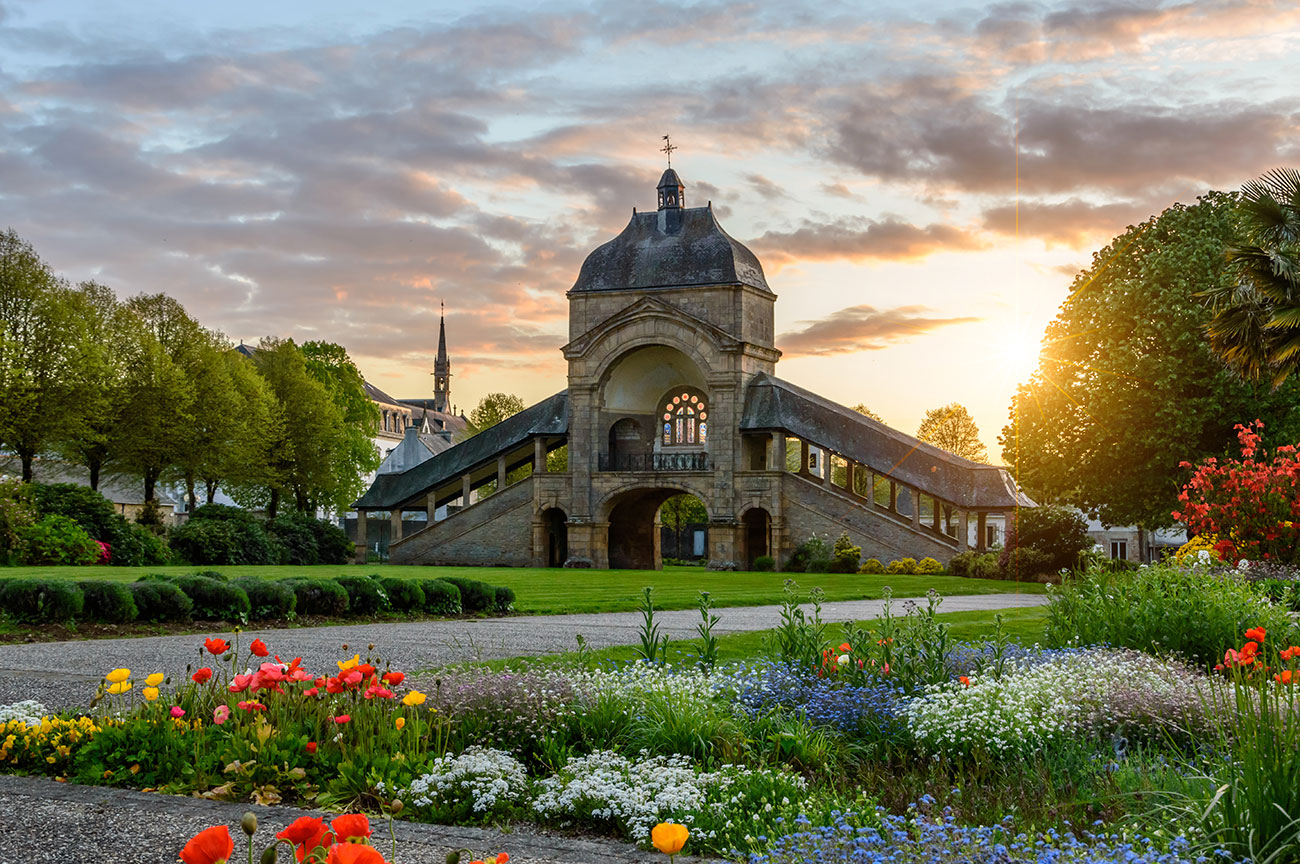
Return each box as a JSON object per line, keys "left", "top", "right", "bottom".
{"left": 1173, "top": 420, "right": 1300, "bottom": 564}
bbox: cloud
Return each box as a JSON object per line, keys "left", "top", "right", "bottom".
{"left": 751, "top": 216, "right": 983, "bottom": 265}
{"left": 779, "top": 304, "right": 981, "bottom": 357}
{"left": 982, "top": 197, "right": 1151, "bottom": 245}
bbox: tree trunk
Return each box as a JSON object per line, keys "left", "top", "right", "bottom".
{"left": 144, "top": 468, "right": 158, "bottom": 504}
{"left": 19, "top": 448, "right": 34, "bottom": 482}
{"left": 268, "top": 488, "right": 279, "bottom": 519}
{"left": 88, "top": 459, "right": 101, "bottom": 491}
{"left": 204, "top": 479, "right": 218, "bottom": 503}
{"left": 186, "top": 479, "right": 197, "bottom": 514}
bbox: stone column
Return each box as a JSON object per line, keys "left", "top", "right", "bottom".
{"left": 531, "top": 518, "right": 547, "bottom": 567}
{"left": 534, "top": 437, "right": 546, "bottom": 473}
{"left": 959, "top": 510, "right": 969, "bottom": 552}
{"left": 497, "top": 455, "right": 507, "bottom": 490}
{"left": 976, "top": 511, "right": 988, "bottom": 551}
{"left": 821, "top": 451, "right": 832, "bottom": 487}
{"left": 653, "top": 517, "right": 663, "bottom": 570}
{"left": 932, "top": 500, "right": 941, "bottom": 533}
{"left": 390, "top": 508, "right": 403, "bottom": 543}
{"left": 769, "top": 431, "right": 785, "bottom": 471}
{"left": 462, "top": 474, "right": 472, "bottom": 507}
{"left": 909, "top": 488, "right": 921, "bottom": 531}
{"left": 800, "top": 439, "right": 810, "bottom": 476}
{"left": 354, "top": 510, "right": 368, "bottom": 564}
{"left": 426, "top": 493, "right": 438, "bottom": 523}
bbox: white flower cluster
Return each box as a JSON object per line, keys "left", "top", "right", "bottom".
{"left": 907, "top": 649, "right": 1199, "bottom": 757}
{"left": 567, "top": 664, "right": 726, "bottom": 706}
{"left": 0, "top": 700, "right": 48, "bottom": 727}
{"left": 532, "top": 749, "right": 804, "bottom": 841}
{"left": 403, "top": 746, "right": 528, "bottom": 813}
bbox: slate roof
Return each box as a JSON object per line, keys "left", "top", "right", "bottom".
{"left": 571, "top": 205, "right": 770, "bottom": 293}
{"left": 364, "top": 381, "right": 405, "bottom": 406}
{"left": 355, "top": 391, "right": 569, "bottom": 509}
{"left": 740, "top": 374, "right": 1033, "bottom": 510}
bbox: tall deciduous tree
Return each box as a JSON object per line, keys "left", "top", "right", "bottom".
{"left": 301, "top": 340, "right": 380, "bottom": 509}
{"left": 1001, "top": 192, "right": 1300, "bottom": 529}
{"left": 467, "top": 392, "right": 527, "bottom": 496}
{"left": 917, "top": 403, "right": 988, "bottom": 463}
{"left": 202, "top": 350, "right": 279, "bottom": 505}
{"left": 1205, "top": 167, "right": 1300, "bottom": 384}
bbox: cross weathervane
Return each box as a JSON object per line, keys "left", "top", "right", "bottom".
{"left": 661, "top": 134, "right": 677, "bottom": 167}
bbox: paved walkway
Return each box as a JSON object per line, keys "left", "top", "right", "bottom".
{"left": 0, "top": 592, "right": 1047, "bottom": 710}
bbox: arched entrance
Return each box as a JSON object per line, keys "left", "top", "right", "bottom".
{"left": 743, "top": 508, "right": 771, "bottom": 568}
{"left": 542, "top": 507, "right": 568, "bottom": 568}
{"left": 606, "top": 488, "right": 708, "bottom": 570}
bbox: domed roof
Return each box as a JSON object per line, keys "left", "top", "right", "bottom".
{"left": 658, "top": 167, "right": 683, "bottom": 189}
{"left": 571, "top": 204, "right": 770, "bottom": 293}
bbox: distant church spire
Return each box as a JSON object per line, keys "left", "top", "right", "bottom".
{"left": 433, "top": 301, "right": 452, "bottom": 413}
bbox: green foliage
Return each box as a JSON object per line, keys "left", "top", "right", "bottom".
{"left": 785, "top": 534, "right": 831, "bottom": 573}
{"left": 234, "top": 577, "right": 296, "bottom": 620}
{"left": 636, "top": 586, "right": 669, "bottom": 663}
{"left": 280, "top": 577, "right": 349, "bottom": 617}
{"left": 917, "top": 402, "right": 988, "bottom": 463}
{"left": 494, "top": 585, "right": 516, "bottom": 614}
{"left": 829, "top": 531, "right": 862, "bottom": 573}
{"left": 467, "top": 392, "right": 526, "bottom": 433}
{"left": 24, "top": 482, "right": 171, "bottom": 567}
{"left": 379, "top": 577, "right": 425, "bottom": 613}
{"left": 948, "top": 551, "right": 999, "bottom": 579}
{"left": 1002, "top": 191, "right": 1300, "bottom": 528}
{"left": 858, "top": 557, "right": 885, "bottom": 574}
{"left": 336, "top": 574, "right": 390, "bottom": 616}
{"left": 915, "top": 557, "right": 944, "bottom": 575}
{"left": 170, "top": 505, "right": 277, "bottom": 566}
{"left": 696, "top": 591, "right": 720, "bottom": 670}
{"left": 887, "top": 557, "right": 918, "bottom": 575}
{"left": 0, "top": 479, "right": 36, "bottom": 565}
{"left": 660, "top": 494, "right": 708, "bottom": 534}
{"left": 19, "top": 514, "right": 101, "bottom": 565}
{"left": 126, "top": 580, "right": 193, "bottom": 622}
{"left": 1044, "top": 565, "right": 1295, "bottom": 667}
{"left": 752, "top": 555, "right": 775, "bottom": 572}
{"left": 171, "top": 574, "right": 251, "bottom": 622}
{"left": 438, "top": 576, "right": 495, "bottom": 613}
{"left": 770, "top": 580, "right": 827, "bottom": 668}
{"left": 266, "top": 512, "right": 353, "bottom": 565}
{"left": 418, "top": 579, "right": 461, "bottom": 616}
{"left": 999, "top": 505, "right": 1091, "bottom": 575}
{"left": 0, "top": 578, "right": 84, "bottom": 622}
{"left": 76, "top": 580, "right": 138, "bottom": 623}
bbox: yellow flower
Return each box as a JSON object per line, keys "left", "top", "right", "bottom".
{"left": 105, "top": 668, "right": 131, "bottom": 684}
{"left": 395, "top": 717, "right": 406, "bottom": 730}
{"left": 143, "top": 687, "right": 159, "bottom": 702}
{"left": 145, "top": 673, "right": 165, "bottom": 687}
{"left": 338, "top": 654, "right": 360, "bottom": 671}
{"left": 107, "top": 681, "right": 132, "bottom": 695}
{"left": 652, "top": 823, "right": 689, "bottom": 856}
{"left": 402, "top": 690, "right": 427, "bottom": 707}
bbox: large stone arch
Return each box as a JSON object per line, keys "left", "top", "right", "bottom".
{"left": 581, "top": 310, "right": 726, "bottom": 388}
{"left": 599, "top": 483, "right": 712, "bottom": 570}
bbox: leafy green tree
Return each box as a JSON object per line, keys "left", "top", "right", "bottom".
{"left": 300, "top": 340, "right": 380, "bottom": 510}
{"left": 0, "top": 230, "right": 93, "bottom": 481}
{"left": 851, "top": 403, "right": 883, "bottom": 423}
{"left": 917, "top": 402, "right": 988, "bottom": 463}
{"left": 1001, "top": 192, "right": 1300, "bottom": 529}
{"left": 1205, "top": 167, "right": 1300, "bottom": 384}
{"left": 467, "top": 392, "right": 527, "bottom": 496}
{"left": 201, "top": 350, "right": 279, "bottom": 505}
{"left": 659, "top": 494, "right": 707, "bottom": 558}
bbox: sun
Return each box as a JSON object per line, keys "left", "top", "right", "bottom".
{"left": 995, "top": 327, "right": 1044, "bottom": 383}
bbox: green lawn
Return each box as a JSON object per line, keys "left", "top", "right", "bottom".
{"left": 0, "top": 563, "right": 1045, "bottom": 615}
{"left": 473, "top": 605, "right": 1051, "bottom": 671}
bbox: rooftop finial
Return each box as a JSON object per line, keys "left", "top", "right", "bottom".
{"left": 661, "top": 134, "right": 676, "bottom": 168}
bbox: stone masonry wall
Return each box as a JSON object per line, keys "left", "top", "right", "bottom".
{"left": 390, "top": 477, "right": 535, "bottom": 566}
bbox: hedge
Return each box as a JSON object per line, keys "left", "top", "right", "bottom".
{"left": 77, "top": 580, "right": 138, "bottom": 624}
{"left": 338, "top": 575, "right": 390, "bottom": 616}
{"left": 235, "top": 578, "right": 297, "bottom": 620}
{"left": 281, "top": 578, "right": 350, "bottom": 617}
{"left": 437, "top": 576, "right": 496, "bottom": 613}
{"left": 127, "top": 581, "right": 194, "bottom": 622}
{"left": 418, "top": 579, "right": 461, "bottom": 616}
{"left": 0, "top": 579, "right": 84, "bottom": 623}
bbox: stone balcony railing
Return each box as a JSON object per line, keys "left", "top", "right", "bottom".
{"left": 597, "top": 452, "right": 710, "bottom": 472}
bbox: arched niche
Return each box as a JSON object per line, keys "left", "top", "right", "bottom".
{"left": 600, "top": 345, "right": 707, "bottom": 414}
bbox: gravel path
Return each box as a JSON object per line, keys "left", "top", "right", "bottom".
{"left": 0, "top": 592, "right": 1047, "bottom": 710}
{"left": 0, "top": 774, "right": 686, "bottom": 864}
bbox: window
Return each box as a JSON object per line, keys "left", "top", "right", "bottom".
{"left": 1110, "top": 540, "right": 1127, "bottom": 560}
{"left": 662, "top": 392, "right": 707, "bottom": 446}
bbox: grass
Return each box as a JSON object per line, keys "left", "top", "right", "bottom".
{"left": 471, "top": 605, "right": 1051, "bottom": 671}
{"left": 0, "top": 564, "right": 1046, "bottom": 615}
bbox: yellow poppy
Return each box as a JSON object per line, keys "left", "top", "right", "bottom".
{"left": 107, "top": 681, "right": 131, "bottom": 695}
{"left": 143, "top": 687, "right": 159, "bottom": 702}
{"left": 337, "top": 654, "right": 360, "bottom": 671}
{"left": 145, "top": 673, "right": 165, "bottom": 687}
{"left": 395, "top": 717, "right": 406, "bottom": 730}
{"left": 105, "top": 668, "right": 131, "bottom": 684}
{"left": 652, "top": 822, "right": 688, "bottom": 856}
{"left": 402, "top": 690, "right": 427, "bottom": 707}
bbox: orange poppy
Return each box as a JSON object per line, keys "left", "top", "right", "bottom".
{"left": 326, "top": 845, "right": 388, "bottom": 864}
{"left": 331, "top": 814, "right": 372, "bottom": 843}
{"left": 276, "top": 816, "right": 332, "bottom": 863}
{"left": 1276, "top": 670, "right": 1294, "bottom": 685}
{"left": 382, "top": 671, "right": 405, "bottom": 686}
{"left": 651, "top": 822, "right": 689, "bottom": 856}
{"left": 959, "top": 676, "right": 970, "bottom": 687}
{"left": 250, "top": 639, "right": 269, "bottom": 657}
{"left": 1245, "top": 627, "right": 1267, "bottom": 643}
{"left": 180, "top": 825, "right": 234, "bottom": 864}
{"left": 205, "top": 638, "right": 230, "bottom": 655}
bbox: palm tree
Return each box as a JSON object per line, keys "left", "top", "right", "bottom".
{"left": 1205, "top": 168, "right": 1300, "bottom": 385}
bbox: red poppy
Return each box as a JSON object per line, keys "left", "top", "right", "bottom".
{"left": 837, "top": 643, "right": 851, "bottom": 653}
{"left": 250, "top": 638, "right": 269, "bottom": 657}
{"left": 959, "top": 676, "right": 970, "bottom": 687}
{"left": 305, "top": 741, "right": 318, "bottom": 755}
{"left": 237, "top": 700, "right": 267, "bottom": 712}
{"left": 192, "top": 667, "right": 213, "bottom": 684}
{"left": 180, "top": 825, "right": 234, "bottom": 864}
{"left": 1246, "top": 627, "right": 1267, "bottom": 643}
{"left": 303, "top": 687, "right": 319, "bottom": 697}
{"left": 331, "top": 814, "right": 372, "bottom": 843}
{"left": 357, "top": 664, "right": 376, "bottom": 679}
{"left": 326, "top": 845, "right": 388, "bottom": 864}
{"left": 334, "top": 714, "right": 351, "bottom": 724}
{"left": 381, "top": 671, "right": 404, "bottom": 686}
{"left": 276, "top": 816, "right": 332, "bottom": 863}
{"left": 204, "top": 638, "right": 230, "bottom": 656}
{"left": 363, "top": 682, "right": 394, "bottom": 700}
{"left": 495, "top": 855, "right": 510, "bottom": 864}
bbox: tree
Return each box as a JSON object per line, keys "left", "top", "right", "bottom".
{"left": 917, "top": 403, "right": 988, "bottom": 463}
{"left": 1205, "top": 168, "right": 1300, "bottom": 384}
{"left": 0, "top": 230, "right": 93, "bottom": 481}
{"left": 1001, "top": 192, "right": 1300, "bottom": 529}
{"left": 468, "top": 393, "right": 526, "bottom": 433}
{"left": 300, "top": 340, "right": 380, "bottom": 511}
{"left": 201, "top": 350, "right": 279, "bottom": 505}
{"left": 659, "top": 494, "right": 707, "bottom": 557}
{"left": 851, "top": 403, "right": 883, "bottom": 423}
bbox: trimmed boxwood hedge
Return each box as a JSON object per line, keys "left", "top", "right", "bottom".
{"left": 419, "top": 579, "right": 461, "bottom": 616}
{"left": 282, "top": 578, "right": 350, "bottom": 617}
{"left": 337, "top": 575, "right": 390, "bottom": 616}
{"left": 168, "top": 575, "right": 251, "bottom": 622}
{"left": 379, "top": 578, "right": 425, "bottom": 613}
{"left": 235, "top": 578, "right": 297, "bottom": 620}
{"left": 0, "top": 579, "right": 84, "bottom": 623}
{"left": 128, "top": 581, "right": 193, "bottom": 622}
{"left": 77, "top": 580, "right": 138, "bottom": 623}
{"left": 437, "top": 576, "right": 495, "bottom": 613}
{"left": 493, "top": 585, "right": 516, "bottom": 614}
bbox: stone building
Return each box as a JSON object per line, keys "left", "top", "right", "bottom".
{"left": 354, "top": 169, "right": 1032, "bottom": 569}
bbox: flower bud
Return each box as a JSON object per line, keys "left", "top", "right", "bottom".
{"left": 261, "top": 845, "right": 279, "bottom": 864}
{"left": 390, "top": 799, "right": 404, "bottom": 814}
{"left": 241, "top": 812, "right": 258, "bottom": 836}
{"left": 446, "top": 852, "right": 462, "bottom": 864}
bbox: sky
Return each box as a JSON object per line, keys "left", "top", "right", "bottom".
{"left": 2, "top": 0, "right": 1298, "bottom": 461}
